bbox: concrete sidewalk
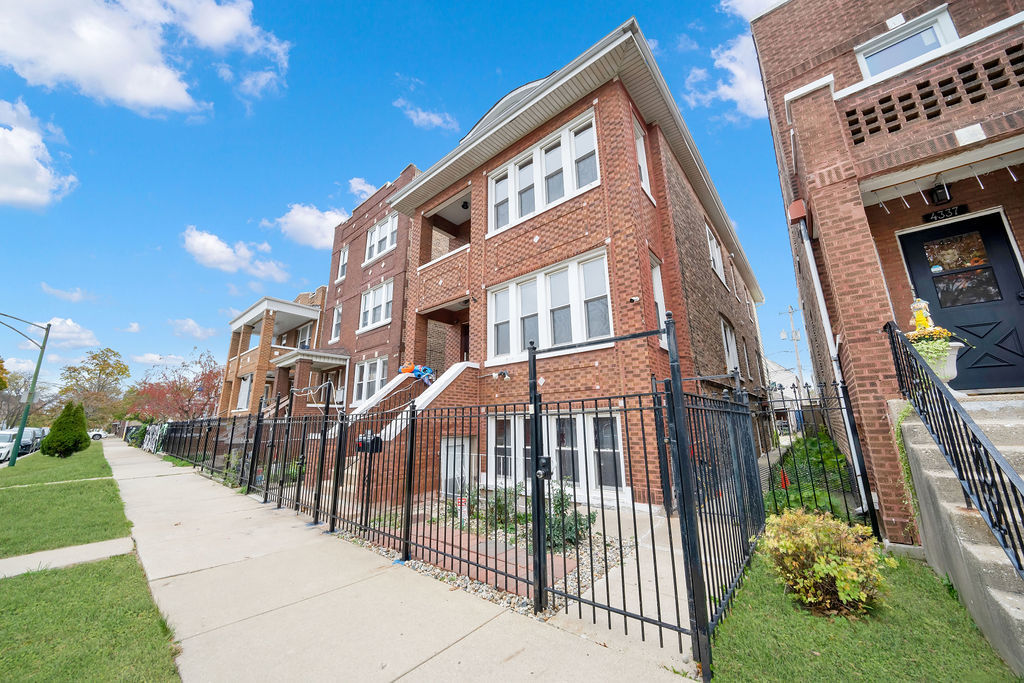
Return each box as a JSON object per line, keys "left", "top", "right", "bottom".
{"left": 105, "top": 441, "right": 691, "bottom": 681}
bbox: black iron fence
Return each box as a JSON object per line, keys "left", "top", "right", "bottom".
{"left": 885, "top": 322, "right": 1024, "bottom": 580}
{"left": 154, "top": 315, "right": 807, "bottom": 679}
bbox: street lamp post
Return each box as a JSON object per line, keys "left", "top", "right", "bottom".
{"left": 0, "top": 313, "right": 51, "bottom": 467}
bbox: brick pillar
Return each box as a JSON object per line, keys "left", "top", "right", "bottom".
{"left": 291, "top": 358, "right": 313, "bottom": 415}
{"left": 790, "top": 87, "right": 914, "bottom": 543}
{"left": 248, "top": 313, "right": 276, "bottom": 413}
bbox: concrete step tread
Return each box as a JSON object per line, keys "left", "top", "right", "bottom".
{"left": 988, "top": 587, "right": 1024, "bottom": 617}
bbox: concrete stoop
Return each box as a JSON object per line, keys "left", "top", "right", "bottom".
{"left": 896, "top": 398, "right": 1024, "bottom": 674}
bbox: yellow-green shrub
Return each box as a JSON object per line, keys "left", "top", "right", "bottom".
{"left": 763, "top": 508, "right": 896, "bottom": 614}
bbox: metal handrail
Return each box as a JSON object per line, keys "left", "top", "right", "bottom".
{"left": 884, "top": 322, "right": 1024, "bottom": 580}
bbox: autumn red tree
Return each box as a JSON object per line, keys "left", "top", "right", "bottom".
{"left": 127, "top": 350, "right": 224, "bottom": 421}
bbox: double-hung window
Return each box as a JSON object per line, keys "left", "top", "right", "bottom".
{"left": 297, "top": 323, "right": 312, "bottom": 349}
{"left": 650, "top": 256, "right": 667, "bottom": 348}
{"left": 336, "top": 245, "right": 348, "bottom": 281}
{"left": 365, "top": 214, "right": 398, "bottom": 263}
{"left": 634, "top": 117, "right": 651, "bottom": 197}
{"left": 236, "top": 374, "right": 252, "bottom": 410}
{"left": 352, "top": 357, "right": 388, "bottom": 404}
{"left": 721, "top": 317, "right": 739, "bottom": 373}
{"left": 487, "top": 110, "right": 599, "bottom": 234}
{"left": 707, "top": 224, "right": 725, "bottom": 283}
{"left": 359, "top": 280, "right": 393, "bottom": 332}
{"left": 856, "top": 9, "right": 957, "bottom": 78}
{"left": 330, "top": 307, "right": 342, "bottom": 342}
{"left": 488, "top": 251, "right": 612, "bottom": 362}
{"left": 743, "top": 339, "right": 752, "bottom": 379}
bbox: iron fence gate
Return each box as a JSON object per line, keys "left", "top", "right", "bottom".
{"left": 158, "top": 314, "right": 778, "bottom": 679}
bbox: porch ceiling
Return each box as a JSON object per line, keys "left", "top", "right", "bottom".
{"left": 230, "top": 297, "right": 320, "bottom": 333}
{"left": 272, "top": 348, "right": 350, "bottom": 370}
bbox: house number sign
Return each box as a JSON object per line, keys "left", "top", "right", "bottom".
{"left": 922, "top": 204, "right": 968, "bottom": 222}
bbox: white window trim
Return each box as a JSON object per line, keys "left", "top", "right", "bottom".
{"left": 633, "top": 116, "right": 655, "bottom": 205}
{"left": 350, "top": 357, "right": 389, "bottom": 406}
{"left": 335, "top": 245, "right": 348, "bottom": 283}
{"left": 357, "top": 279, "right": 394, "bottom": 334}
{"left": 485, "top": 249, "right": 612, "bottom": 364}
{"left": 297, "top": 322, "right": 312, "bottom": 349}
{"left": 854, "top": 6, "right": 958, "bottom": 79}
{"left": 733, "top": 264, "right": 742, "bottom": 302}
{"left": 650, "top": 255, "right": 668, "bottom": 350}
{"left": 721, "top": 318, "right": 739, "bottom": 373}
{"left": 363, "top": 213, "right": 399, "bottom": 267}
{"left": 706, "top": 224, "right": 727, "bottom": 286}
{"left": 486, "top": 109, "right": 600, "bottom": 237}
{"left": 329, "top": 306, "right": 342, "bottom": 343}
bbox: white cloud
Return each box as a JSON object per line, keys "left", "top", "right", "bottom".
{"left": 132, "top": 352, "right": 184, "bottom": 365}
{"left": 32, "top": 317, "right": 99, "bottom": 349}
{"left": 393, "top": 98, "right": 459, "bottom": 132}
{"left": 123, "top": 322, "right": 141, "bottom": 333}
{"left": 268, "top": 203, "right": 348, "bottom": 250}
{"left": 182, "top": 225, "right": 288, "bottom": 281}
{"left": 720, "top": 0, "right": 785, "bottom": 21}
{"left": 675, "top": 34, "right": 699, "bottom": 51}
{"left": 226, "top": 283, "right": 241, "bottom": 296}
{"left": 215, "top": 62, "right": 234, "bottom": 82}
{"left": 238, "top": 69, "right": 280, "bottom": 100}
{"left": 170, "top": 317, "right": 216, "bottom": 339}
{"left": 0, "top": 99, "right": 77, "bottom": 208}
{"left": 218, "top": 306, "right": 241, "bottom": 318}
{"left": 348, "top": 177, "right": 376, "bottom": 201}
{"left": 682, "top": 34, "right": 767, "bottom": 120}
{"left": 5, "top": 357, "right": 36, "bottom": 373}
{"left": 646, "top": 38, "right": 661, "bottom": 56}
{"left": 40, "top": 281, "right": 92, "bottom": 302}
{"left": 0, "top": 0, "right": 289, "bottom": 114}
{"left": 248, "top": 280, "right": 262, "bottom": 293}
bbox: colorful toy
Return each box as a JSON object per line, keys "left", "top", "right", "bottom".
{"left": 400, "top": 363, "right": 435, "bottom": 385}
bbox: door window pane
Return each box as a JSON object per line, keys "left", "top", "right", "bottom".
{"left": 933, "top": 268, "right": 1002, "bottom": 308}
{"left": 924, "top": 231, "right": 989, "bottom": 272}
{"left": 555, "top": 417, "right": 578, "bottom": 483}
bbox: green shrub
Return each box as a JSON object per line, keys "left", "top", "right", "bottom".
{"left": 767, "top": 428, "right": 852, "bottom": 520}
{"left": 545, "top": 478, "right": 596, "bottom": 551}
{"left": 40, "top": 403, "right": 91, "bottom": 458}
{"left": 763, "top": 508, "right": 896, "bottom": 614}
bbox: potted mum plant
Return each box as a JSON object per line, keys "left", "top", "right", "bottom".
{"left": 907, "top": 325, "right": 963, "bottom": 382}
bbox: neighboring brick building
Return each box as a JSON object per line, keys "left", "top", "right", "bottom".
{"left": 752, "top": 0, "right": 1024, "bottom": 541}
{"left": 217, "top": 287, "right": 326, "bottom": 417}
{"left": 384, "top": 18, "right": 766, "bottom": 504}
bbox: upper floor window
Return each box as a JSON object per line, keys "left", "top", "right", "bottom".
{"left": 336, "top": 245, "right": 348, "bottom": 281}
{"left": 721, "top": 317, "right": 738, "bottom": 373}
{"left": 365, "top": 213, "right": 398, "bottom": 264}
{"left": 487, "top": 251, "right": 611, "bottom": 362}
{"left": 650, "top": 255, "right": 667, "bottom": 348}
{"left": 743, "top": 338, "right": 753, "bottom": 380}
{"left": 297, "top": 323, "right": 312, "bottom": 349}
{"left": 487, "top": 110, "right": 600, "bottom": 235}
{"left": 634, "top": 117, "right": 651, "bottom": 197}
{"left": 359, "top": 279, "right": 393, "bottom": 333}
{"left": 856, "top": 8, "right": 957, "bottom": 78}
{"left": 706, "top": 224, "right": 725, "bottom": 284}
{"left": 330, "top": 307, "right": 342, "bottom": 342}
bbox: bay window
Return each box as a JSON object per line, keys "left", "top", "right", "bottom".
{"left": 487, "top": 110, "right": 600, "bottom": 234}
{"left": 365, "top": 213, "right": 398, "bottom": 264}
{"left": 487, "top": 250, "right": 612, "bottom": 362}
{"left": 359, "top": 279, "right": 393, "bottom": 332}
{"left": 352, "top": 357, "right": 388, "bottom": 404}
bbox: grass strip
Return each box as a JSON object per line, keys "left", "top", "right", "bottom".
{"left": 0, "top": 554, "right": 179, "bottom": 681}
{"left": 0, "top": 441, "right": 110, "bottom": 488}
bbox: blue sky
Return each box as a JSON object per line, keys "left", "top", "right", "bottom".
{"left": 0, "top": 0, "right": 810, "bottom": 388}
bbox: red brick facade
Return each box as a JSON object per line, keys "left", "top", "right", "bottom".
{"left": 753, "top": 0, "right": 1024, "bottom": 542}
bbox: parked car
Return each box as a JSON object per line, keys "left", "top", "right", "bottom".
{"left": 88, "top": 429, "right": 109, "bottom": 440}
{"left": 0, "top": 430, "right": 17, "bottom": 462}
{"left": 25, "top": 427, "right": 44, "bottom": 451}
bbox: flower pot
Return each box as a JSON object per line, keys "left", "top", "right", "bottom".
{"left": 928, "top": 341, "right": 964, "bottom": 382}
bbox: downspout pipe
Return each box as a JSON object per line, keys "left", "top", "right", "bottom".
{"left": 798, "top": 218, "right": 872, "bottom": 512}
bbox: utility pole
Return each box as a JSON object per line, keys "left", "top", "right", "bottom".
{"left": 0, "top": 313, "right": 51, "bottom": 467}
{"left": 779, "top": 305, "right": 806, "bottom": 388}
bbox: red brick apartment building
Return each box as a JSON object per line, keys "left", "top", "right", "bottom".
{"left": 378, "top": 18, "right": 766, "bottom": 501}
{"left": 752, "top": 0, "right": 1024, "bottom": 541}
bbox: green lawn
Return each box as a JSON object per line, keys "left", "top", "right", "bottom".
{"left": 0, "top": 554, "right": 179, "bottom": 681}
{"left": 712, "top": 553, "right": 1015, "bottom": 681}
{"left": 0, "top": 440, "right": 110, "bottom": 488}
{"left": 162, "top": 454, "right": 192, "bottom": 467}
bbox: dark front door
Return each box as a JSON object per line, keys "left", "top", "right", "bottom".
{"left": 899, "top": 212, "right": 1024, "bottom": 390}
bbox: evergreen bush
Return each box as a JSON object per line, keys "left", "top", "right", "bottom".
{"left": 40, "top": 402, "right": 91, "bottom": 457}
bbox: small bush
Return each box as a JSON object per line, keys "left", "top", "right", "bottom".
{"left": 763, "top": 508, "right": 896, "bottom": 614}
{"left": 545, "top": 478, "right": 596, "bottom": 550}
{"left": 40, "top": 402, "right": 91, "bottom": 458}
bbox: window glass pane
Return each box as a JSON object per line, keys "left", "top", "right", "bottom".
{"left": 574, "top": 123, "right": 595, "bottom": 157}
{"left": 924, "top": 231, "right": 989, "bottom": 272}
{"left": 520, "top": 280, "right": 538, "bottom": 350}
{"left": 548, "top": 270, "right": 569, "bottom": 307}
{"left": 517, "top": 161, "right": 533, "bottom": 189}
{"left": 544, "top": 143, "right": 561, "bottom": 173}
{"left": 495, "top": 200, "right": 509, "bottom": 229}
{"left": 864, "top": 26, "right": 939, "bottom": 75}
{"left": 585, "top": 298, "right": 610, "bottom": 338}
{"left": 495, "top": 321, "right": 510, "bottom": 356}
{"left": 519, "top": 185, "right": 534, "bottom": 217}
{"left": 576, "top": 153, "right": 597, "bottom": 187}
{"left": 551, "top": 307, "right": 572, "bottom": 345}
{"left": 519, "top": 280, "right": 537, "bottom": 315}
{"left": 545, "top": 171, "right": 564, "bottom": 204}
{"left": 493, "top": 289, "right": 509, "bottom": 321}
{"left": 933, "top": 268, "right": 1002, "bottom": 308}
{"left": 593, "top": 417, "right": 621, "bottom": 488}
{"left": 556, "top": 417, "right": 578, "bottom": 483}
{"left": 494, "top": 175, "right": 508, "bottom": 201}
{"left": 495, "top": 419, "right": 511, "bottom": 477}
{"left": 521, "top": 314, "right": 538, "bottom": 350}
{"left": 581, "top": 258, "right": 606, "bottom": 299}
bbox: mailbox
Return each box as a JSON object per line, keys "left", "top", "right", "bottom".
{"left": 355, "top": 431, "right": 382, "bottom": 454}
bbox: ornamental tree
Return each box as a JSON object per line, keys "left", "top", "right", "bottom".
{"left": 126, "top": 349, "right": 224, "bottom": 422}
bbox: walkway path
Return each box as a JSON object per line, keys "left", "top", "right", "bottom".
{"left": 105, "top": 441, "right": 689, "bottom": 681}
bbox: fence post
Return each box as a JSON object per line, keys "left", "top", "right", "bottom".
{"left": 246, "top": 399, "right": 266, "bottom": 492}
{"left": 651, "top": 375, "right": 674, "bottom": 515}
{"left": 527, "top": 342, "right": 548, "bottom": 612}
{"left": 295, "top": 416, "right": 309, "bottom": 512}
{"left": 665, "top": 312, "right": 712, "bottom": 681}
{"left": 328, "top": 411, "right": 348, "bottom": 532}
{"left": 262, "top": 394, "right": 282, "bottom": 503}
{"left": 401, "top": 402, "right": 418, "bottom": 561}
{"left": 278, "top": 393, "right": 296, "bottom": 509}
{"left": 208, "top": 418, "right": 222, "bottom": 474}
{"left": 312, "top": 384, "right": 332, "bottom": 524}
{"left": 839, "top": 382, "right": 882, "bottom": 540}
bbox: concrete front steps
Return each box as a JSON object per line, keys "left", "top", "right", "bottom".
{"left": 896, "top": 395, "right": 1024, "bottom": 674}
